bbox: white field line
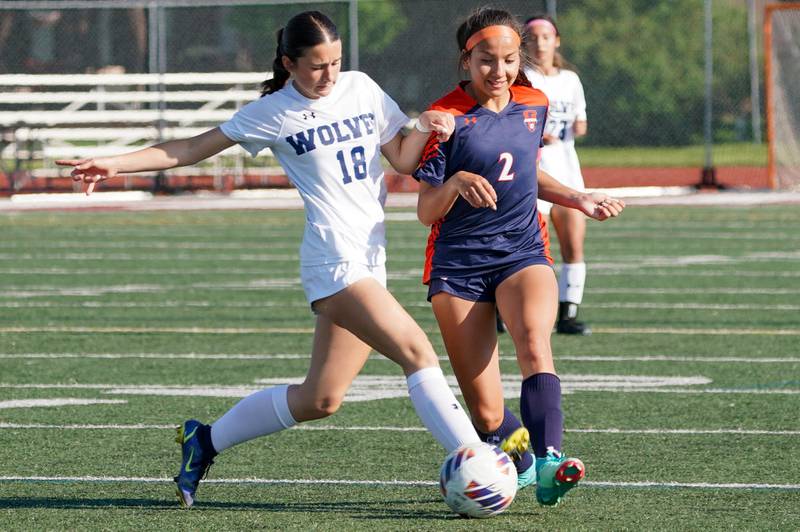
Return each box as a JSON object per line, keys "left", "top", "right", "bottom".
{"left": 390, "top": 287, "right": 800, "bottom": 295}
{"left": 585, "top": 303, "right": 800, "bottom": 311}
{"left": 2, "top": 230, "right": 799, "bottom": 248}
{"left": 0, "top": 326, "right": 315, "bottom": 334}
{"left": 2, "top": 353, "right": 799, "bottom": 364}
{"left": 6, "top": 284, "right": 800, "bottom": 300}
{"left": 0, "top": 268, "right": 276, "bottom": 276}
{"left": 3, "top": 300, "right": 799, "bottom": 312}
{"left": 2, "top": 268, "right": 800, "bottom": 279}
{"left": 1, "top": 325, "right": 798, "bottom": 336}
{"left": 589, "top": 270, "right": 800, "bottom": 278}
{"left": 0, "top": 475, "right": 797, "bottom": 491}
{"left": 0, "top": 280, "right": 303, "bottom": 298}
{"left": 1, "top": 251, "right": 799, "bottom": 266}
{"left": 5, "top": 284, "right": 800, "bottom": 299}
{"left": 0, "top": 218, "right": 792, "bottom": 233}
{"left": 580, "top": 288, "right": 800, "bottom": 295}
{"left": 0, "top": 253, "right": 299, "bottom": 262}
{"left": 586, "top": 231, "right": 800, "bottom": 241}
{"left": 0, "top": 301, "right": 311, "bottom": 309}
{"left": 1, "top": 382, "right": 798, "bottom": 396}
{"left": 0, "top": 241, "right": 292, "bottom": 250}
{"left": 4, "top": 268, "right": 800, "bottom": 279}
{"left": 1, "top": 422, "right": 797, "bottom": 436}
{"left": 593, "top": 327, "right": 800, "bottom": 336}
{"left": 0, "top": 399, "right": 127, "bottom": 409}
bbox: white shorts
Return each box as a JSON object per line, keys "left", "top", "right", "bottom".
{"left": 538, "top": 143, "right": 585, "bottom": 216}
{"left": 300, "top": 261, "right": 387, "bottom": 306}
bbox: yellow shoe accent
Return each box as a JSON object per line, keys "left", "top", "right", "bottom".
{"left": 499, "top": 427, "right": 530, "bottom": 462}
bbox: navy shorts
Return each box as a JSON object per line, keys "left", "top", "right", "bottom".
{"left": 427, "top": 256, "right": 553, "bottom": 303}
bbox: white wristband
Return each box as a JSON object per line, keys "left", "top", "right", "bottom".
{"left": 415, "top": 120, "right": 431, "bottom": 133}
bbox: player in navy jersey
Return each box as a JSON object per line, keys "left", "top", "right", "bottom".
{"left": 414, "top": 7, "right": 625, "bottom": 507}
{"left": 58, "top": 10, "right": 482, "bottom": 509}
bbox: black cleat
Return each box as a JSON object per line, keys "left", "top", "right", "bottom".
{"left": 556, "top": 318, "right": 592, "bottom": 335}
{"left": 556, "top": 302, "right": 591, "bottom": 336}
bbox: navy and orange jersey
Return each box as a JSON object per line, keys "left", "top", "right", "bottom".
{"left": 414, "top": 82, "right": 553, "bottom": 284}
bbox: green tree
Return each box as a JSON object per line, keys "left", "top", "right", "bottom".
{"left": 558, "top": 0, "right": 751, "bottom": 146}
{"left": 226, "top": 1, "right": 407, "bottom": 68}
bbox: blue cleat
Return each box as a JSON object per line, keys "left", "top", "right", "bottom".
{"left": 535, "top": 448, "right": 585, "bottom": 506}
{"left": 516, "top": 463, "right": 537, "bottom": 490}
{"left": 174, "top": 419, "right": 215, "bottom": 508}
{"left": 498, "top": 427, "right": 536, "bottom": 489}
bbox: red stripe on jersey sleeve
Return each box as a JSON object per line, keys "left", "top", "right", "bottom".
{"left": 537, "top": 210, "right": 554, "bottom": 265}
{"left": 418, "top": 134, "right": 441, "bottom": 168}
{"left": 510, "top": 85, "right": 549, "bottom": 108}
{"left": 416, "top": 86, "right": 474, "bottom": 171}
{"left": 428, "top": 85, "right": 475, "bottom": 116}
{"left": 422, "top": 220, "right": 442, "bottom": 285}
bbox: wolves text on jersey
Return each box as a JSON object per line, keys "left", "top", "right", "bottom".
{"left": 285, "top": 113, "right": 377, "bottom": 156}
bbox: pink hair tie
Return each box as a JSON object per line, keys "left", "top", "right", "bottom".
{"left": 527, "top": 18, "right": 557, "bottom": 35}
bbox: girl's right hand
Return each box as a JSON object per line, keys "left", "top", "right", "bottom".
{"left": 452, "top": 170, "right": 497, "bottom": 210}
{"left": 56, "top": 158, "right": 118, "bottom": 195}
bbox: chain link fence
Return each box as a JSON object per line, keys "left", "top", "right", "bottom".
{"left": 0, "top": 0, "right": 795, "bottom": 190}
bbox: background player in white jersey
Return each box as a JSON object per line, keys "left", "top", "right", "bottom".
{"left": 524, "top": 14, "right": 592, "bottom": 335}
{"left": 58, "top": 10, "right": 481, "bottom": 508}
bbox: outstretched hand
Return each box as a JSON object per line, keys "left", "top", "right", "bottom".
{"left": 575, "top": 192, "right": 625, "bottom": 220}
{"left": 56, "top": 158, "right": 118, "bottom": 195}
{"left": 418, "top": 110, "right": 456, "bottom": 142}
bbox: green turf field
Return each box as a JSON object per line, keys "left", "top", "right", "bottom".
{"left": 1, "top": 204, "right": 798, "bottom": 530}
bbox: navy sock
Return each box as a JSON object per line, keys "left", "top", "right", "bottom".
{"left": 475, "top": 406, "right": 534, "bottom": 474}
{"left": 197, "top": 423, "right": 218, "bottom": 457}
{"left": 520, "top": 373, "right": 563, "bottom": 457}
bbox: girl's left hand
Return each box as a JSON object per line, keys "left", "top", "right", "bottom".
{"left": 418, "top": 111, "right": 456, "bottom": 142}
{"left": 577, "top": 192, "right": 625, "bottom": 220}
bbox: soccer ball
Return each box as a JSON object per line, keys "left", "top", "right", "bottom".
{"left": 439, "top": 441, "right": 518, "bottom": 518}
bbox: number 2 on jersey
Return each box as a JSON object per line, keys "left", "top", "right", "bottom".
{"left": 337, "top": 146, "right": 367, "bottom": 184}
{"left": 497, "top": 152, "right": 515, "bottom": 181}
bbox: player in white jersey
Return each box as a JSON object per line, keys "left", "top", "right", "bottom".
{"left": 58, "top": 10, "right": 481, "bottom": 508}
{"left": 523, "top": 15, "right": 592, "bottom": 335}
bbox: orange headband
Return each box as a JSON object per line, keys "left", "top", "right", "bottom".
{"left": 464, "top": 25, "right": 521, "bottom": 52}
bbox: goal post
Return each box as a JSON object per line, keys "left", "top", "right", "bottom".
{"left": 765, "top": 3, "right": 800, "bottom": 190}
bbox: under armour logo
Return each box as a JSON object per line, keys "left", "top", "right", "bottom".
{"left": 464, "top": 117, "right": 477, "bottom": 126}
{"left": 302, "top": 111, "right": 316, "bottom": 120}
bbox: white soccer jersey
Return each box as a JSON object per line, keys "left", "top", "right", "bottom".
{"left": 220, "top": 71, "right": 409, "bottom": 267}
{"left": 524, "top": 67, "right": 586, "bottom": 190}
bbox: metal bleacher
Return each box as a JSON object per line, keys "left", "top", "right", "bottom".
{"left": 0, "top": 72, "right": 272, "bottom": 191}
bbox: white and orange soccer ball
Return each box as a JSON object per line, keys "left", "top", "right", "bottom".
{"left": 439, "top": 441, "right": 518, "bottom": 518}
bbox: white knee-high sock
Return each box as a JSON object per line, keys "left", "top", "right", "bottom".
{"left": 210, "top": 384, "right": 297, "bottom": 453}
{"left": 407, "top": 366, "right": 481, "bottom": 453}
{"left": 559, "top": 262, "right": 587, "bottom": 304}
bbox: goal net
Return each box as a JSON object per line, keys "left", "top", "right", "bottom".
{"left": 766, "top": 3, "right": 800, "bottom": 189}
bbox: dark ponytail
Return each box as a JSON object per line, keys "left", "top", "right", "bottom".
{"left": 456, "top": 7, "right": 531, "bottom": 88}
{"left": 261, "top": 11, "right": 340, "bottom": 96}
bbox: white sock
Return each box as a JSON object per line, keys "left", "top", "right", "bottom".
{"left": 559, "top": 262, "right": 586, "bottom": 304}
{"left": 407, "top": 366, "right": 481, "bottom": 453}
{"left": 210, "top": 384, "right": 296, "bottom": 452}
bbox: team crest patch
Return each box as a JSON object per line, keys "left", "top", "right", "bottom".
{"left": 523, "top": 110, "right": 538, "bottom": 132}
